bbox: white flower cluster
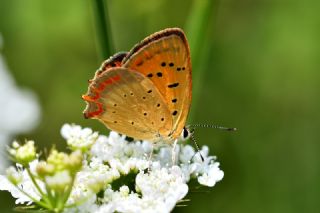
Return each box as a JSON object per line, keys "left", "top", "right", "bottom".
{"left": 0, "top": 124, "right": 224, "bottom": 213}
{"left": 64, "top": 124, "right": 224, "bottom": 212}
{"left": 61, "top": 124, "right": 98, "bottom": 151}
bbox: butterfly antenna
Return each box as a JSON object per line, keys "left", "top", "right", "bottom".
{"left": 190, "top": 129, "right": 204, "bottom": 161}
{"left": 190, "top": 123, "right": 237, "bottom": 131}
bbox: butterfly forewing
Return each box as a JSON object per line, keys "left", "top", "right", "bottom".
{"left": 94, "top": 52, "right": 128, "bottom": 78}
{"left": 123, "top": 28, "right": 192, "bottom": 139}
{"left": 83, "top": 68, "right": 173, "bottom": 141}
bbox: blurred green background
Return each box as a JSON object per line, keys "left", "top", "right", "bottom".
{"left": 0, "top": 0, "right": 319, "bottom": 212}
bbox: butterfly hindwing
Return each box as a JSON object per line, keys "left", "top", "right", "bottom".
{"left": 122, "top": 28, "right": 192, "bottom": 139}
{"left": 83, "top": 67, "right": 173, "bottom": 141}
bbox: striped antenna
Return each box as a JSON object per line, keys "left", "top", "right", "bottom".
{"left": 190, "top": 123, "right": 237, "bottom": 131}
{"left": 190, "top": 130, "right": 204, "bottom": 161}
{"left": 188, "top": 123, "right": 236, "bottom": 162}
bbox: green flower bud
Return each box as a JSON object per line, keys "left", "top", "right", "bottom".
{"left": 36, "top": 161, "right": 55, "bottom": 178}
{"left": 47, "top": 149, "right": 69, "bottom": 171}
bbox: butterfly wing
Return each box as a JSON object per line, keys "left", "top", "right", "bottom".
{"left": 82, "top": 67, "right": 173, "bottom": 141}
{"left": 122, "top": 28, "right": 192, "bottom": 139}
{"left": 94, "top": 52, "right": 128, "bottom": 78}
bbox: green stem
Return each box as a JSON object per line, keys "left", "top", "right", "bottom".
{"left": 55, "top": 191, "right": 65, "bottom": 211}
{"left": 92, "top": 0, "right": 114, "bottom": 60}
{"left": 15, "top": 185, "right": 51, "bottom": 209}
{"left": 26, "top": 168, "right": 52, "bottom": 208}
{"left": 61, "top": 175, "right": 76, "bottom": 205}
{"left": 185, "top": 0, "right": 217, "bottom": 121}
{"left": 26, "top": 168, "right": 45, "bottom": 196}
{"left": 45, "top": 184, "right": 55, "bottom": 209}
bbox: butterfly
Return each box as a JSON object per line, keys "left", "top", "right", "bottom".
{"left": 82, "top": 28, "right": 192, "bottom": 144}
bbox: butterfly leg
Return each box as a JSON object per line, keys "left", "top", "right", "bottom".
{"left": 147, "top": 144, "right": 154, "bottom": 172}
{"left": 171, "top": 139, "right": 178, "bottom": 165}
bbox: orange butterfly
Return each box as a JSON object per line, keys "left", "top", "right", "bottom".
{"left": 82, "top": 28, "right": 192, "bottom": 144}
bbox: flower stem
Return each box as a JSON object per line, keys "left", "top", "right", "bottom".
{"left": 26, "top": 168, "right": 44, "bottom": 196}
{"left": 61, "top": 175, "right": 76, "bottom": 205}
{"left": 92, "top": 0, "right": 114, "bottom": 60}
{"left": 45, "top": 184, "right": 55, "bottom": 208}
{"left": 26, "top": 167, "right": 52, "bottom": 207}
{"left": 15, "top": 185, "right": 51, "bottom": 209}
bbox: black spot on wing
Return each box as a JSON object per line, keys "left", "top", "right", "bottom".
{"left": 168, "top": 83, "right": 179, "bottom": 88}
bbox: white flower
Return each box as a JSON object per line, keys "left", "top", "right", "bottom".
{"left": 198, "top": 162, "right": 224, "bottom": 187}
{"left": 61, "top": 124, "right": 98, "bottom": 151}
{"left": 0, "top": 160, "right": 42, "bottom": 205}
{"left": 6, "top": 166, "right": 22, "bottom": 185}
{"left": 69, "top": 157, "right": 120, "bottom": 198}
{"left": 45, "top": 170, "right": 72, "bottom": 191}
{"left": 94, "top": 166, "right": 187, "bottom": 213}
{"left": 0, "top": 174, "right": 32, "bottom": 205}
{"left": 179, "top": 145, "right": 195, "bottom": 163}
{"left": 135, "top": 166, "right": 188, "bottom": 212}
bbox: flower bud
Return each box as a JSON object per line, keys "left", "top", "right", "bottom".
{"left": 14, "top": 141, "right": 36, "bottom": 166}
{"left": 67, "top": 150, "right": 83, "bottom": 175}
{"left": 47, "top": 149, "right": 69, "bottom": 171}
{"left": 119, "top": 186, "right": 129, "bottom": 197}
{"left": 12, "top": 141, "right": 20, "bottom": 149}
{"left": 36, "top": 161, "right": 55, "bottom": 178}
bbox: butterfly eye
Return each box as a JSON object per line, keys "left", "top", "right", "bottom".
{"left": 180, "top": 127, "right": 191, "bottom": 141}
